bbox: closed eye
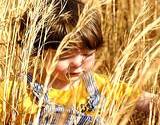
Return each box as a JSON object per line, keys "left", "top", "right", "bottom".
{"left": 58, "top": 49, "right": 95, "bottom": 60}
{"left": 82, "top": 50, "right": 95, "bottom": 56}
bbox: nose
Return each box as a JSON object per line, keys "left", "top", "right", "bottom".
{"left": 69, "top": 54, "right": 84, "bottom": 68}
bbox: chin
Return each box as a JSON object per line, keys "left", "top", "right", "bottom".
{"left": 69, "top": 75, "right": 81, "bottom": 82}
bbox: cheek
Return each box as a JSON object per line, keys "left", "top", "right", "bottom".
{"left": 54, "top": 60, "right": 69, "bottom": 74}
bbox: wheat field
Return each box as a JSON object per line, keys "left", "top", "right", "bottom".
{"left": 0, "top": 0, "right": 160, "bottom": 124}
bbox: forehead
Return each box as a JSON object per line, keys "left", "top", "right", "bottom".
{"left": 63, "top": 47, "right": 95, "bottom": 53}
{"left": 58, "top": 47, "right": 95, "bottom": 58}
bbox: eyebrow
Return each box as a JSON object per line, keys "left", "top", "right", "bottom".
{"left": 58, "top": 49, "right": 95, "bottom": 59}
{"left": 43, "top": 41, "right": 60, "bottom": 49}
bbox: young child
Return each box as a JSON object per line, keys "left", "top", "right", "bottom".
{"left": 28, "top": 1, "right": 106, "bottom": 124}
{"left": 0, "top": 0, "right": 107, "bottom": 124}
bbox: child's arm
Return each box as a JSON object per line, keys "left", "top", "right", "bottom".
{"left": 135, "top": 91, "right": 159, "bottom": 114}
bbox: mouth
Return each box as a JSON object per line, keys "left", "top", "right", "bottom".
{"left": 68, "top": 72, "right": 82, "bottom": 77}
{"left": 70, "top": 72, "right": 81, "bottom": 76}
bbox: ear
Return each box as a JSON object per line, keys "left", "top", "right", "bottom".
{"left": 43, "top": 49, "right": 56, "bottom": 72}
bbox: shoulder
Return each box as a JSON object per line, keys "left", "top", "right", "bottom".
{"left": 0, "top": 80, "right": 37, "bottom": 114}
{"left": 0, "top": 80, "right": 20, "bottom": 98}
{"left": 92, "top": 72, "right": 112, "bottom": 92}
{"left": 93, "top": 72, "right": 110, "bottom": 85}
{"left": 0, "top": 80, "right": 27, "bottom": 93}
{"left": 0, "top": 80, "right": 27, "bottom": 101}
{"left": 92, "top": 72, "right": 141, "bottom": 99}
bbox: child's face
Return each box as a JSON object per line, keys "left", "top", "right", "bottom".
{"left": 46, "top": 49, "right": 95, "bottom": 83}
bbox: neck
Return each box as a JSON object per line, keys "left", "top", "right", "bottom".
{"left": 29, "top": 69, "right": 81, "bottom": 90}
{"left": 35, "top": 72, "right": 68, "bottom": 89}
{"left": 49, "top": 78, "right": 68, "bottom": 89}
{"left": 49, "top": 78, "right": 80, "bottom": 90}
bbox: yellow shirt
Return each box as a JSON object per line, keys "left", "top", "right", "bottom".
{"left": 0, "top": 73, "right": 141, "bottom": 124}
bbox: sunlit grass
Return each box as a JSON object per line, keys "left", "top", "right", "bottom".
{"left": 0, "top": 0, "right": 160, "bottom": 124}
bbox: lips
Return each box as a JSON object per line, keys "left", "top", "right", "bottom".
{"left": 69, "top": 72, "right": 81, "bottom": 76}
{"left": 67, "top": 72, "right": 82, "bottom": 77}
